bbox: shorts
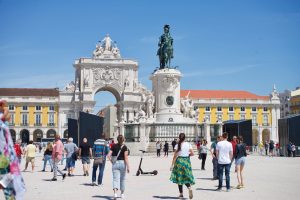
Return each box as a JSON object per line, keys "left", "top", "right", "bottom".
{"left": 66, "top": 157, "right": 75, "bottom": 168}
{"left": 235, "top": 157, "right": 246, "bottom": 166}
{"left": 81, "top": 156, "right": 90, "bottom": 164}
{"left": 26, "top": 157, "right": 35, "bottom": 163}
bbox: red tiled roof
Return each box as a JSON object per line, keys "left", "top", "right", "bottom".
{"left": 0, "top": 88, "right": 59, "bottom": 97}
{"left": 181, "top": 90, "right": 269, "bottom": 100}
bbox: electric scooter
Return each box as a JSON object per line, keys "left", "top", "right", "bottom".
{"left": 136, "top": 150, "right": 158, "bottom": 176}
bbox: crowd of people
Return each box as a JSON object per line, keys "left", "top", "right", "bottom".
{"left": 0, "top": 98, "right": 298, "bottom": 199}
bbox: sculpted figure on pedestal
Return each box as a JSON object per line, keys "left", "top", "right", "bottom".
{"left": 157, "top": 24, "right": 174, "bottom": 69}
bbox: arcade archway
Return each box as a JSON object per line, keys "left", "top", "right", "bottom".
{"left": 262, "top": 129, "right": 270, "bottom": 142}
{"left": 252, "top": 129, "right": 259, "bottom": 145}
{"left": 46, "top": 129, "right": 56, "bottom": 138}
{"left": 33, "top": 129, "right": 43, "bottom": 142}
{"left": 10, "top": 129, "right": 16, "bottom": 143}
{"left": 63, "top": 129, "right": 68, "bottom": 138}
{"left": 20, "top": 129, "right": 30, "bottom": 144}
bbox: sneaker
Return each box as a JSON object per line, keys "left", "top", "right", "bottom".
{"left": 83, "top": 173, "right": 87, "bottom": 176}
{"left": 240, "top": 184, "right": 245, "bottom": 188}
{"left": 63, "top": 168, "right": 67, "bottom": 171}
{"left": 178, "top": 194, "right": 184, "bottom": 199}
{"left": 236, "top": 185, "right": 241, "bottom": 189}
{"left": 86, "top": 171, "right": 89, "bottom": 176}
{"left": 215, "top": 187, "right": 222, "bottom": 192}
{"left": 188, "top": 188, "right": 193, "bottom": 199}
{"left": 51, "top": 178, "right": 57, "bottom": 181}
{"left": 51, "top": 169, "right": 53, "bottom": 172}
{"left": 226, "top": 188, "right": 231, "bottom": 192}
{"left": 114, "top": 193, "right": 118, "bottom": 200}
{"left": 62, "top": 173, "right": 66, "bottom": 180}
{"left": 121, "top": 193, "right": 125, "bottom": 199}
{"left": 68, "top": 173, "right": 71, "bottom": 177}
{"left": 42, "top": 169, "right": 45, "bottom": 172}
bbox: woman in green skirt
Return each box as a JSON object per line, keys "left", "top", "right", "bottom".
{"left": 170, "top": 133, "right": 195, "bottom": 199}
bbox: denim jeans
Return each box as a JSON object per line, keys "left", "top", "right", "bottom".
{"left": 212, "top": 157, "right": 218, "bottom": 178}
{"left": 112, "top": 160, "right": 126, "bottom": 192}
{"left": 53, "top": 159, "right": 64, "bottom": 178}
{"left": 92, "top": 161, "right": 106, "bottom": 184}
{"left": 218, "top": 163, "right": 231, "bottom": 189}
{"left": 43, "top": 155, "right": 53, "bottom": 171}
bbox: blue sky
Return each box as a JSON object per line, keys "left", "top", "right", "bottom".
{"left": 1, "top": 0, "right": 300, "bottom": 110}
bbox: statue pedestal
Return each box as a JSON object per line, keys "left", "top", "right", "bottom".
{"left": 150, "top": 68, "right": 183, "bottom": 123}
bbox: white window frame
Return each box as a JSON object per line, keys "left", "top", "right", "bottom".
{"left": 22, "top": 105, "right": 28, "bottom": 111}
{"left": 229, "top": 114, "right": 234, "bottom": 120}
{"left": 217, "top": 106, "right": 222, "bottom": 112}
{"left": 228, "top": 107, "right": 234, "bottom": 112}
{"left": 35, "top": 114, "right": 41, "bottom": 125}
{"left": 36, "top": 105, "right": 41, "bottom": 111}
{"left": 22, "top": 114, "right": 28, "bottom": 125}
{"left": 49, "top": 105, "right": 55, "bottom": 111}
{"left": 8, "top": 105, "right": 15, "bottom": 111}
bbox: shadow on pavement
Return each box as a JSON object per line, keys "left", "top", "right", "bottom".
{"left": 80, "top": 183, "right": 94, "bottom": 186}
{"left": 196, "top": 187, "right": 218, "bottom": 192}
{"left": 153, "top": 195, "right": 185, "bottom": 199}
{"left": 197, "top": 177, "right": 213, "bottom": 180}
{"left": 92, "top": 195, "right": 112, "bottom": 199}
{"left": 42, "top": 179, "right": 55, "bottom": 182}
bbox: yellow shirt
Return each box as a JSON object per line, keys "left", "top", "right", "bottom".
{"left": 26, "top": 144, "right": 36, "bottom": 157}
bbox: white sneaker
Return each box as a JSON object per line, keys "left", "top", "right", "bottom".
{"left": 121, "top": 194, "right": 125, "bottom": 199}
{"left": 114, "top": 193, "right": 118, "bottom": 199}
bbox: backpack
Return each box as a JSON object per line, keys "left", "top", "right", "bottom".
{"left": 71, "top": 151, "right": 78, "bottom": 161}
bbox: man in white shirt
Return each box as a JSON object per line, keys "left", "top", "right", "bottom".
{"left": 216, "top": 132, "right": 233, "bottom": 192}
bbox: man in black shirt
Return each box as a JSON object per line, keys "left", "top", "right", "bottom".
{"left": 79, "top": 138, "right": 92, "bottom": 176}
{"left": 171, "top": 139, "right": 177, "bottom": 152}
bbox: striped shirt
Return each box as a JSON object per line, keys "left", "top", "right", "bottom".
{"left": 93, "top": 139, "right": 109, "bottom": 158}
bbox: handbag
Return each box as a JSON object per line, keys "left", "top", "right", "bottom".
{"left": 111, "top": 145, "right": 124, "bottom": 164}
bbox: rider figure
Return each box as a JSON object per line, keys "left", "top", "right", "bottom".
{"left": 157, "top": 24, "right": 173, "bottom": 69}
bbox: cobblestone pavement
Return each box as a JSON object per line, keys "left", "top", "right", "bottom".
{"left": 3, "top": 153, "right": 300, "bottom": 200}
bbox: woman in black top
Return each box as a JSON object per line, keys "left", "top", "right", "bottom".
{"left": 235, "top": 136, "right": 247, "bottom": 189}
{"left": 107, "top": 135, "right": 130, "bottom": 200}
{"left": 42, "top": 142, "right": 53, "bottom": 172}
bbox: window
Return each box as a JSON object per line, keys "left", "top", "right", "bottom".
{"left": 22, "top": 105, "right": 28, "bottom": 111}
{"left": 263, "top": 107, "right": 268, "bottom": 112}
{"left": 205, "top": 115, "right": 210, "bottom": 122}
{"left": 48, "top": 113, "right": 54, "bottom": 125}
{"left": 240, "top": 107, "right": 245, "bottom": 112}
{"left": 35, "top": 114, "right": 41, "bottom": 125}
{"left": 36, "top": 105, "right": 41, "bottom": 111}
{"left": 263, "top": 114, "right": 268, "bottom": 124}
{"left": 205, "top": 106, "right": 210, "bottom": 112}
{"left": 9, "top": 114, "right": 14, "bottom": 125}
{"left": 240, "top": 114, "right": 245, "bottom": 120}
{"left": 229, "top": 107, "right": 234, "bottom": 112}
{"left": 252, "top": 115, "right": 257, "bottom": 125}
{"left": 8, "top": 105, "right": 14, "bottom": 111}
{"left": 229, "top": 114, "right": 234, "bottom": 120}
{"left": 49, "top": 105, "right": 55, "bottom": 111}
{"left": 22, "top": 114, "right": 28, "bottom": 125}
{"left": 217, "top": 106, "right": 222, "bottom": 112}
{"left": 252, "top": 107, "right": 257, "bottom": 112}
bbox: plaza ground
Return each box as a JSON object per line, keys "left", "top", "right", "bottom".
{"left": 5, "top": 153, "right": 300, "bottom": 200}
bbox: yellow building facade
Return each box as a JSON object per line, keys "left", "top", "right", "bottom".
{"left": 0, "top": 88, "right": 60, "bottom": 143}
{"left": 181, "top": 89, "right": 280, "bottom": 144}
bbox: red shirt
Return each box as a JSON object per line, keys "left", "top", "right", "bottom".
{"left": 231, "top": 140, "right": 237, "bottom": 156}
{"left": 14, "top": 144, "right": 22, "bottom": 157}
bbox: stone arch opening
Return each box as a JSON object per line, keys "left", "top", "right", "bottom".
{"left": 63, "top": 129, "right": 69, "bottom": 138}
{"left": 262, "top": 129, "right": 270, "bottom": 143}
{"left": 94, "top": 87, "right": 120, "bottom": 139}
{"left": 47, "top": 129, "right": 56, "bottom": 138}
{"left": 10, "top": 129, "right": 16, "bottom": 143}
{"left": 20, "top": 129, "right": 30, "bottom": 144}
{"left": 252, "top": 129, "right": 259, "bottom": 145}
{"left": 33, "top": 129, "right": 43, "bottom": 142}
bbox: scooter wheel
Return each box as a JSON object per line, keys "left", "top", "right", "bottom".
{"left": 153, "top": 170, "right": 158, "bottom": 175}
{"left": 136, "top": 171, "right": 140, "bottom": 176}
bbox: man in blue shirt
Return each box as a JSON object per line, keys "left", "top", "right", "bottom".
{"left": 92, "top": 138, "right": 110, "bottom": 186}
